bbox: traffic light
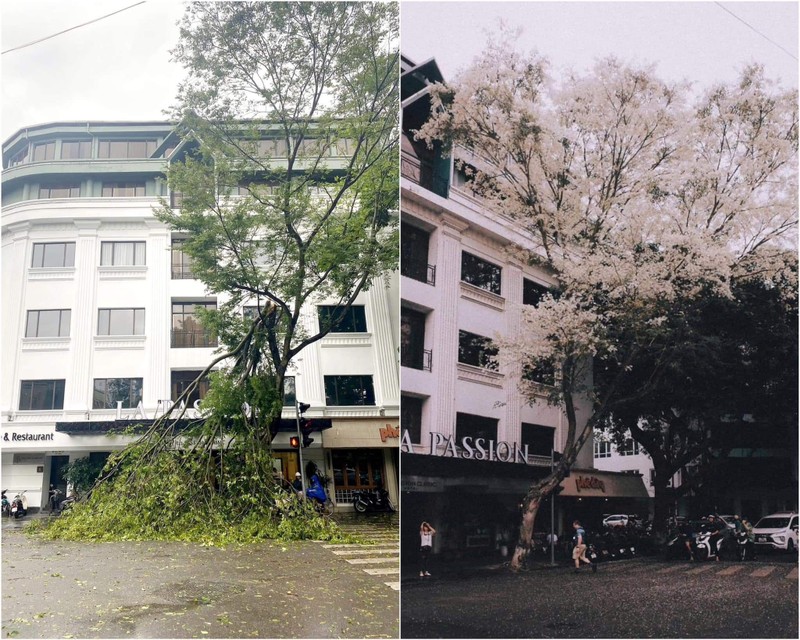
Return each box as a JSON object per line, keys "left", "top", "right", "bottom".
{"left": 289, "top": 435, "right": 300, "bottom": 449}
{"left": 300, "top": 418, "right": 314, "bottom": 447}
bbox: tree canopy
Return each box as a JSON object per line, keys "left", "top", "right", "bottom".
{"left": 416, "top": 30, "right": 797, "bottom": 569}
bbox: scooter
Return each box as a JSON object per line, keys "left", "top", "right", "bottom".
{"left": 734, "top": 530, "right": 754, "bottom": 561}
{"left": 10, "top": 490, "right": 28, "bottom": 519}
{"left": 694, "top": 529, "right": 724, "bottom": 561}
{"left": 353, "top": 487, "right": 394, "bottom": 513}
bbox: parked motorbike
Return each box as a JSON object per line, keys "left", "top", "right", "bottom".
{"left": 735, "top": 530, "right": 754, "bottom": 561}
{"left": 10, "top": 490, "right": 28, "bottom": 519}
{"left": 694, "top": 529, "right": 724, "bottom": 561}
{"left": 353, "top": 487, "right": 394, "bottom": 513}
{"left": 48, "top": 486, "right": 65, "bottom": 513}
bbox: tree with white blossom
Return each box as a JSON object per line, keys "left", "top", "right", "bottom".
{"left": 416, "top": 31, "right": 797, "bottom": 570}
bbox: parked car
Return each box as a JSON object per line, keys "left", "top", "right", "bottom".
{"left": 752, "top": 512, "right": 799, "bottom": 552}
{"left": 602, "top": 514, "right": 630, "bottom": 528}
{"left": 716, "top": 515, "right": 738, "bottom": 530}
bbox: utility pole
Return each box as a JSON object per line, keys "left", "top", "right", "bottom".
{"left": 294, "top": 400, "right": 308, "bottom": 495}
{"left": 550, "top": 447, "right": 556, "bottom": 566}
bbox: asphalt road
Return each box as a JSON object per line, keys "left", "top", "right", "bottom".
{"left": 1, "top": 516, "right": 399, "bottom": 639}
{"left": 401, "top": 556, "right": 798, "bottom": 639}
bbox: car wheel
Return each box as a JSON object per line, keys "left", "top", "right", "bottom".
{"left": 787, "top": 539, "right": 795, "bottom": 553}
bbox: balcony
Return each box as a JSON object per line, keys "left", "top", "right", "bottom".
{"left": 401, "top": 346, "right": 432, "bottom": 372}
{"left": 171, "top": 329, "right": 217, "bottom": 348}
{"left": 401, "top": 152, "right": 449, "bottom": 198}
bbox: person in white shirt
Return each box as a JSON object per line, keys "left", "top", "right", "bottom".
{"left": 419, "top": 521, "right": 436, "bottom": 577}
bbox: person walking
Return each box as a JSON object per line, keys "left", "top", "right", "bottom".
{"left": 742, "top": 518, "right": 756, "bottom": 561}
{"left": 420, "top": 521, "right": 436, "bottom": 577}
{"left": 291, "top": 472, "right": 303, "bottom": 495}
{"left": 572, "top": 520, "right": 595, "bottom": 573}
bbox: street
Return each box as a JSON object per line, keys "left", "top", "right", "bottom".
{"left": 401, "top": 556, "right": 798, "bottom": 638}
{"left": 1, "top": 514, "right": 399, "bottom": 639}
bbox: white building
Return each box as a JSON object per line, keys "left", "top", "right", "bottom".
{"left": 1, "top": 121, "right": 399, "bottom": 511}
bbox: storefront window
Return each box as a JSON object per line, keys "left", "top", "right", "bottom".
{"left": 331, "top": 450, "right": 384, "bottom": 503}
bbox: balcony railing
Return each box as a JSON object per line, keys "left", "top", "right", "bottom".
{"left": 401, "top": 261, "right": 436, "bottom": 286}
{"left": 401, "top": 347, "right": 432, "bottom": 372}
{"left": 401, "top": 153, "right": 449, "bottom": 198}
{"left": 171, "top": 329, "right": 217, "bottom": 348}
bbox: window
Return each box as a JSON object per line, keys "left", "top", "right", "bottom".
{"left": 97, "top": 308, "right": 145, "bottom": 336}
{"left": 523, "top": 279, "right": 550, "bottom": 307}
{"left": 32, "top": 142, "right": 55, "bottom": 162}
{"left": 61, "top": 141, "right": 92, "bottom": 159}
{"left": 521, "top": 423, "right": 555, "bottom": 457}
{"left": 19, "top": 380, "right": 65, "bottom": 410}
{"left": 324, "top": 375, "right": 375, "bottom": 406}
{"left": 523, "top": 360, "right": 556, "bottom": 386}
{"left": 100, "top": 241, "right": 146, "bottom": 266}
{"left": 98, "top": 139, "right": 157, "bottom": 159}
{"left": 332, "top": 450, "right": 384, "bottom": 501}
{"left": 9, "top": 146, "right": 28, "bottom": 167}
{"left": 282, "top": 376, "right": 296, "bottom": 407}
{"left": 171, "top": 301, "right": 217, "bottom": 348}
{"left": 455, "top": 412, "right": 498, "bottom": 443}
{"left": 101, "top": 182, "right": 146, "bottom": 197}
{"left": 401, "top": 307, "right": 429, "bottom": 370}
{"left": 93, "top": 378, "right": 143, "bottom": 409}
{"left": 619, "top": 438, "right": 642, "bottom": 456}
{"left": 170, "top": 371, "right": 210, "bottom": 407}
{"left": 458, "top": 330, "right": 498, "bottom": 370}
{"left": 401, "top": 222, "right": 433, "bottom": 284}
{"left": 318, "top": 305, "right": 367, "bottom": 333}
{"left": 171, "top": 239, "right": 195, "bottom": 279}
{"left": 649, "top": 469, "right": 656, "bottom": 487}
{"left": 401, "top": 395, "right": 423, "bottom": 444}
{"left": 25, "top": 309, "right": 71, "bottom": 338}
{"left": 594, "top": 438, "right": 612, "bottom": 459}
{"left": 31, "top": 242, "right": 76, "bottom": 268}
{"left": 38, "top": 184, "right": 80, "bottom": 199}
{"left": 461, "top": 251, "right": 501, "bottom": 295}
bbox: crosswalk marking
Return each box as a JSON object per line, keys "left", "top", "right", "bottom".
{"left": 346, "top": 556, "right": 399, "bottom": 565}
{"left": 323, "top": 516, "right": 399, "bottom": 591}
{"left": 750, "top": 566, "right": 776, "bottom": 578}
{"left": 786, "top": 567, "right": 797, "bottom": 580}
{"left": 364, "top": 568, "right": 400, "bottom": 576}
{"left": 686, "top": 565, "right": 715, "bottom": 575}
{"left": 332, "top": 548, "right": 399, "bottom": 556}
{"left": 717, "top": 565, "right": 746, "bottom": 576}
{"left": 384, "top": 581, "right": 400, "bottom": 590}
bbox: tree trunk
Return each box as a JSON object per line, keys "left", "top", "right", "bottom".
{"left": 651, "top": 470, "right": 672, "bottom": 543}
{"left": 510, "top": 491, "right": 542, "bottom": 570}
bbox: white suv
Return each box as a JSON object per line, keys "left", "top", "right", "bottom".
{"left": 752, "top": 512, "right": 799, "bottom": 552}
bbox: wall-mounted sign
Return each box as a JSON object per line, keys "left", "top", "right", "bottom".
{"left": 379, "top": 424, "right": 400, "bottom": 442}
{"left": 401, "top": 430, "right": 532, "bottom": 465}
{"left": 402, "top": 475, "right": 445, "bottom": 493}
{"left": 575, "top": 475, "right": 606, "bottom": 493}
{"left": 4, "top": 432, "right": 54, "bottom": 443}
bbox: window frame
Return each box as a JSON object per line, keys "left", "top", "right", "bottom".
{"left": 19, "top": 379, "right": 65, "bottom": 411}
{"left": 461, "top": 251, "right": 502, "bottom": 295}
{"left": 97, "top": 139, "right": 157, "bottom": 159}
{"left": 38, "top": 184, "right": 81, "bottom": 199}
{"left": 317, "top": 305, "right": 367, "bottom": 333}
{"left": 31, "top": 141, "right": 56, "bottom": 162}
{"left": 25, "top": 309, "right": 71, "bottom": 338}
{"left": 100, "top": 241, "right": 146, "bottom": 266}
{"left": 101, "top": 182, "right": 146, "bottom": 197}
{"left": 31, "top": 242, "right": 76, "bottom": 269}
{"left": 324, "top": 375, "right": 376, "bottom": 406}
{"left": 458, "top": 330, "right": 498, "bottom": 370}
{"left": 92, "top": 377, "right": 144, "bottom": 410}
{"left": 60, "top": 140, "right": 92, "bottom": 160}
{"left": 401, "top": 395, "right": 424, "bottom": 444}
{"left": 97, "top": 308, "right": 145, "bottom": 336}
{"left": 170, "top": 370, "right": 210, "bottom": 406}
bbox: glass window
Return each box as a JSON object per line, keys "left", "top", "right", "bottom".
{"left": 9, "top": 146, "right": 29, "bottom": 167}
{"left": 171, "top": 301, "right": 217, "bottom": 348}
{"left": 32, "top": 142, "right": 55, "bottom": 162}
{"left": 61, "top": 141, "right": 92, "bottom": 159}
{"left": 101, "top": 182, "right": 146, "bottom": 197}
{"left": 401, "top": 222, "right": 432, "bottom": 284}
{"left": 97, "top": 308, "right": 145, "bottom": 336}
{"left": 19, "top": 380, "right": 65, "bottom": 410}
{"left": 461, "top": 251, "right": 502, "bottom": 295}
{"left": 324, "top": 375, "right": 375, "bottom": 406}
{"left": 25, "top": 309, "right": 71, "bottom": 338}
{"left": 401, "top": 395, "right": 423, "bottom": 444}
{"left": 98, "top": 139, "right": 157, "bottom": 159}
{"left": 455, "top": 412, "right": 498, "bottom": 443}
{"left": 401, "top": 307, "right": 427, "bottom": 370}
{"left": 318, "top": 305, "right": 367, "bottom": 333}
{"left": 93, "top": 378, "right": 143, "bottom": 409}
{"left": 170, "top": 371, "right": 210, "bottom": 406}
{"left": 521, "top": 423, "right": 555, "bottom": 457}
{"left": 31, "top": 242, "right": 76, "bottom": 268}
{"left": 458, "top": 330, "right": 498, "bottom": 370}
{"left": 594, "top": 438, "right": 612, "bottom": 459}
{"left": 619, "top": 438, "right": 642, "bottom": 456}
{"left": 38, "top": 185, "right": 80, "bottom": 199}
{"left": 171, "top": 239, "right": 194, "bottom": 279}
{"left": 523, "top": 360, "right": 556, "bottom": 386}
{"left": 282, "top": 376, "right": 296, "bottom": 407}
{"left": 523, "top": 279, "right": 550, "bottom": 307}
{"left": 100, "top": 241, "right": 146, "bottom": 266}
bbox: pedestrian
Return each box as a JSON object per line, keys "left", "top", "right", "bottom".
{"left": 420, "top": 521, "right": 436, "bottom": 577}
{"left": 742, "top": 518, "right": 756, "bottom": 560}
{"left": 572, "top": 519, "right": 595, "bottom": 573}
{"left": 733, "top": 514, "right": 744, "bottom": 533}
{"left": 291, "top": 472, "right": 303, "bottom": 494}
{"left": 680, "top": 519, "right": 696, "bottom": 561}
{"left": 706, "top": 515, "right": 725, "bottom": 561}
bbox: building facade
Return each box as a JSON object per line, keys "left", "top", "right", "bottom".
{"left": 400, "top": 58, "right": 645, "bottom": 561}
{"left": 1, "top": 121, "right": 399, "bottom": 511}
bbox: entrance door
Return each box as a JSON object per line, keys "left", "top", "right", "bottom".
{"left": 49, "top": 455, "right": 69, "bottom": 506}
{"left": 273, "top": 452, "right": 300, "bottom": 483}
{"left": 331, "top": 450, "right": 384, "bottom": 503}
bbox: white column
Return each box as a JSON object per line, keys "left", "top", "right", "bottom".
{"left": 503, "top": 262, "right": 523, "bottom": 443}
{"left": 367, "top": 273, "right": 399, "bottom": 410}
{"left": 2, "top": 223, "right": 30, "bottom": 411}
{"left": 430, "top": 218, "right": 464, "bottom": 440}
{"left": 296, "top": 311, "right": 325, "bottom": 407}
{"left": 144, "top": 223, "right": 170, "bottom": 405}
{"left": 67, "top": 221, "right": 101, "bottom": 410}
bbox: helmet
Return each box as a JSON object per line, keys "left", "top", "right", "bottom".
{"left": 295, "top": 472, "right": 301, "bottom": 477}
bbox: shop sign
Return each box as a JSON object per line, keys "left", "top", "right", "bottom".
{"left": 402, "top": 475, "right": 444, "bottom": 493}
{"left": 379, "top": 424, "right": 399, "bottom": 442}
{"left": 575, "top": 475, "right": 606, "bottom": 493}
{"left": 401, "top": 430, "right": 532, "bottom": 465}
{"left": 4, "top": 432, "right": 55, "bottom": 443}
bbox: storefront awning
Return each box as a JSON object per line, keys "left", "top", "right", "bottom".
{"left": 558, "top": 469, "right": 649, "bottom": 499}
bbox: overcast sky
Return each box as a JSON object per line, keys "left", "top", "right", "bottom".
{"left": 402, "top": 1, "right": 798, "bottom": 92}
{"left": 1, "top": 1, "right": 797, "bottom": 144}
{"left": 1, "top": 0, "right": 186, "bottom": 141}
